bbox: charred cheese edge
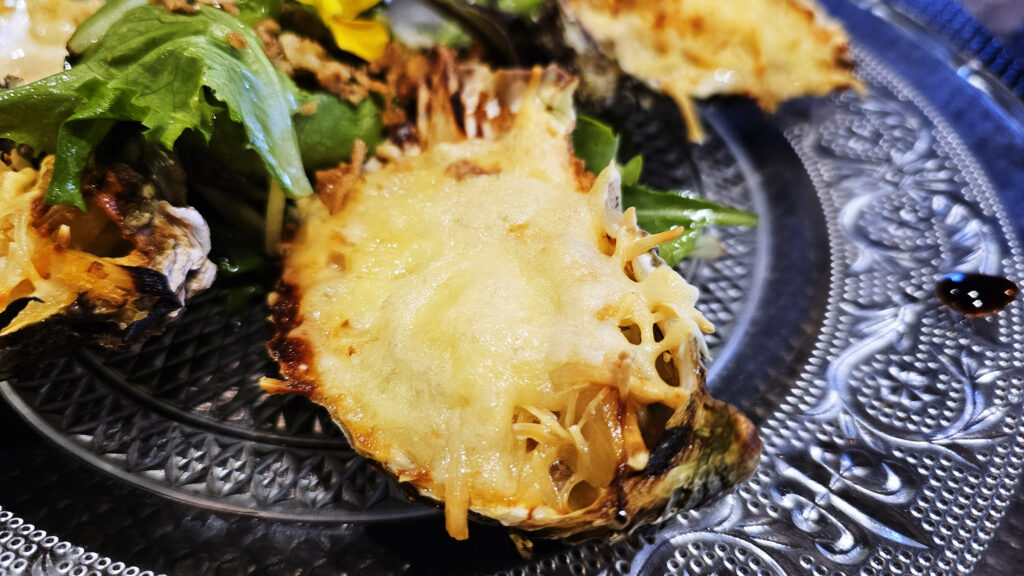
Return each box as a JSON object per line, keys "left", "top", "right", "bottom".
{"left": 266, "top": 62, "right": 760, "bottom": 541}
{"left": 560, "top": 0, "right": 861, "bottom": 140}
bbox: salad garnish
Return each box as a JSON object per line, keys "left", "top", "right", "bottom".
{"left": 0, "top": 0, "right": 755, "bottom": 265}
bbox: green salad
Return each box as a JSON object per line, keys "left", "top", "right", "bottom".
{"left": 0, "top": 0, "right": 756, "bottom": 266}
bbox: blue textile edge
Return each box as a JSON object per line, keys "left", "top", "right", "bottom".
{"left": 821, "top": 0, "right": 1024, "bottom": 240}
{"left": 885, "top": 0, "right": 1024, "bottom": 97}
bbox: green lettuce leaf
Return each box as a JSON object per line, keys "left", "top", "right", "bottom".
{"left": 619, "top": 154, "right": 643, "bottom": 186}
{"left": 495, "top": 0, "right": 548, "bottom": 19}
{"left": 0, "top": 0, "right": 312, "bottom": 210}
{"left": 200, "top": 90, "right": 383, "bottom": 180}
{"left": 625, "top": 184, "right": 759, "bottom": 229}
{"left": 295, "top": 91, "right": 383, "bottom": 171}
{"left": 624, "top": 183, "right": 758, "bottom": 266}
{"left": 234, "top": 0, "right": 284, "bottom": 26}
{"left": 572, "top": 114, "right": 620, "bottom": 176}
{"left": 66, "top": 0, "right": 148, "bottom": 55}
{"left": 571, "top": 114, "right": 757, "bottom": 266}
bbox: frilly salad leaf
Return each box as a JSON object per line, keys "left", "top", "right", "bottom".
{"left": 572, "top": 114, "right": 758, "bottom": 266}
{"left": 200, "top": 89, "right": 383, "bottom": 179}
{"left": 0, "top": 0, "right": 311, "bottom": 210}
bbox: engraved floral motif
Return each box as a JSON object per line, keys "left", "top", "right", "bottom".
{"left": 748, "top": 49, "right": 1022, "bottom": 576}
{"left": 593, "top": 47, "right": 1023, "bottom": 576}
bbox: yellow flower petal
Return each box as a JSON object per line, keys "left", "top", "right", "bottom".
{"left": 296, "top": 0, "right": 388, "bottom": 60}
{"left": 296, "top": 0, "right": 380, "bottom": 19}
{"left": 337, "top": 0, "right": 382, "bottom": 19}
{"left": 317, "top": 0, "right": 346, "bottom": 16}
{"left": 325, "top": 17, "right": 389, "bottom": 61}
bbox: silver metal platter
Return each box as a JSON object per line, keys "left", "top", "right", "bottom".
{"left": 2, "top": 0, "right": 1024, "bottom": 574}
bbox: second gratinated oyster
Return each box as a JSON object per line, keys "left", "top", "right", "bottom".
{"left": 559, "top": 0, "right": 861, "bottom": 140}
{"left": 264, "top": 54, "right": 760, "bottom": 541}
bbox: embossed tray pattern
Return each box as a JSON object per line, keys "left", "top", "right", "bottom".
{"left": 2, "top": 27, "right": 1024, "bottom": 576}
{"left": 618, "top": 49, "right": 1024, "bottom": 576}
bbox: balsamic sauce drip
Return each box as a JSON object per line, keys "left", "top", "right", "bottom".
{"left": 935, "top": 273, "right": 1019, "bottom": 316}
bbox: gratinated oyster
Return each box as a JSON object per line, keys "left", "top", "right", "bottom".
{"left": 558, "top": 0, "right": 861, "bottom": 140}
{"left": 0, "top": 148, "right": 216, "bottom": 372}
{"left": 263, "top": 54, "right": 760, "bottom": 540}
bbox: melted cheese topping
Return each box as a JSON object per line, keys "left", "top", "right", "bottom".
{"left": 562, "top": 0, "right": 859, "bottom": 140}
{"left": 0, "top": 155, "right": 51, "bottom": 316}
{"left": 0, "top": 156, "right": 138, "bottom": 337}
{"left": 282, "top": 86, "right": 713, "bottom": 538}
{"left": 0, "top": 0, "right": 102, "bottom": 85}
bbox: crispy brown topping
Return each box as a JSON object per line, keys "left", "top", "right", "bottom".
{"left": 268, "top": 280, "right": 302, "bottom": 331}
{"left": 87, "top": 261, "right": 108, "bottom": 278}
{"left": 0, "top": 75, "right": 23, "bottom": 89}
{"left": 370, "top": 44, "right": 431, "bottom": 104}
{"left": 259, "top": 376, "right": 316, "bottom": 397}
{"left": 149, "top": 0, "right": 238, "bottom": 15}
{"left": 315, "top": 139, "right": 367, "bottom": 215}
{"left": 217, "top": 0, "right": 238, "bottom": 15}
{"left": 371, "top": 44, "right": 434, "bottom": 129}
{"left": 226, "top": 31, "right": 248, "bottom": 50}
{"left": 149, "top": 0, "right": 196, "bottom": 13}
{"left": 92, "top": 192, "right": 124, "bottom": 228}
{"left": 277, "top": 33, "right": 389, "bottom": 105}
{"left": 267, "top": 337, "right": 314, "bottom": 376}
{"left": 444, "top": 160, "right": 499, "bottom": 181}
{"left": 253, "top": 19, "right": 292, "bottom": 75}
{"left": 265, "top": 281, "right": 320, "bottom": 399}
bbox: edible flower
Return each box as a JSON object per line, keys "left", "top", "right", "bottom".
{"left": 298, "top": 0, "right": 389, "bottom": 62}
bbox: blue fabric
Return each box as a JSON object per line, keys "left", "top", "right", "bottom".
{"left": 823, "top": 0, "right": 1024, "bottom": 238}
{"left": 886, "top": 0, "right": 1024, "bottom": 97}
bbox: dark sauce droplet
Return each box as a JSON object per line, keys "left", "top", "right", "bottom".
{"left": 936, "top": 273, "right": 1019, "bottom": 316}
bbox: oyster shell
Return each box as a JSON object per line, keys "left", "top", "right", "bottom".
{"left": 264, "top": 52, "right": 760, "bottom": 541}
{"left": 0, "top": 150, "right": 216, "bottom": 373}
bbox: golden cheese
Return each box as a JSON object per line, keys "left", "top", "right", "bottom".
{"left": 560, "top": 0, "right": 861, "bottom": 140}
{"left": 268, "top": 63, "right": 759, "bottom": 541}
